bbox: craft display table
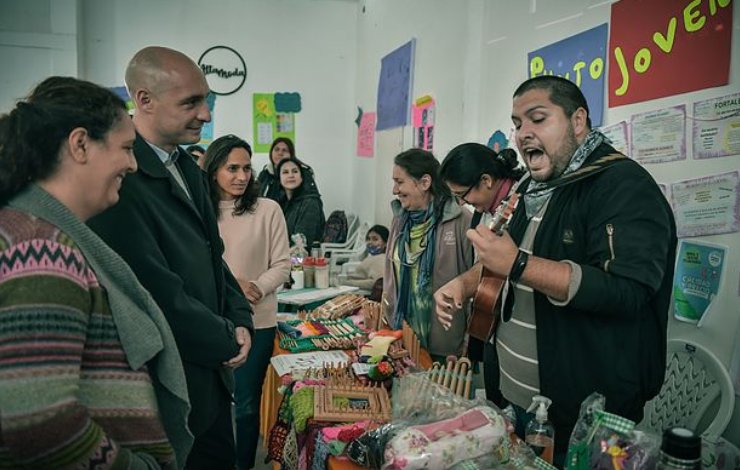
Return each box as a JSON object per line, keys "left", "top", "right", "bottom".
{"left": 277, "top": 285, "right": 359, "bottom": 311}
{"left": 258, "top": 337, "right": 433, "bottom": 453}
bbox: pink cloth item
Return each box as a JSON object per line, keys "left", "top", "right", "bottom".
{"left": 383, "top": 406, "right": 507, "bottom": 470}
{"left": 321, "top": 421, "right": 370, "bottom": 441}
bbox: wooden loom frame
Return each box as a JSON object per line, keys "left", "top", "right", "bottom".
{"left": 313, "top": 384, "right": 392, "bottom": 423}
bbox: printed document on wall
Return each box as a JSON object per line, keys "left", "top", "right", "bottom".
{"left": 671, "top": 171, "right": 740, "bottom": 238}
{"left": 630, "top": 105, "right": 686, "bottom": 164}
{"left": 692, "top": 92, "right": 740, "bottom": 160}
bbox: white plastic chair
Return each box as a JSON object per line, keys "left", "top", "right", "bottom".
{"left": 320, "top": 213, "right": 359, "bottom": 255}
{"left": 324, "top": 221, "right": 369, "bottom": 274}
{"left": 639, "top": 339, "right": 735, "bottom": 441}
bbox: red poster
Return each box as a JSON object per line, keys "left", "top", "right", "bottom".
{"left": 608, "top": 0, "right": 733, "bottom": 107}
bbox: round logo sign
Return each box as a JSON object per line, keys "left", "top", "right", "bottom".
{"left": 197, "top": 46, "right": 247, "bottom": 96}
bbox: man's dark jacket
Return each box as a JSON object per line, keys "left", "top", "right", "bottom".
{"left": 88, "top": 134, "right": 254, "bottom": 435}
{"left": 505, "top": 143, "right": 677, "bottom": 452}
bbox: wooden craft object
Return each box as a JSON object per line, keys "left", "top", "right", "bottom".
{"left": 427, "top": 356, "right": 473, "bottom": 399}
{"left": 278, "top": 318, "right": 365, "bottom": 353}
{"left": 314, "top": 384, "right": 392, "bottom": 423}
{"left": 361, "top": 300, "right": 384, "bottom": 332}
{"left": 401, "top": 321, "right": 421, "bottom": 366}
{"left": 313, "top": 294, "right": 366, "bottom": 320}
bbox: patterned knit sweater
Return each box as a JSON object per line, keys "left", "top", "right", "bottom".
{"left": 0, "top": 208, "right": 174, "bottom": 469}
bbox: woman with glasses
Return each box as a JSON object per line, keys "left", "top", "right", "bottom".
{"left": 203, "top": 135, "right": 291, "bottom": 470}
{"left": 384, "top": 149, "right": 474, "bottom": 361}
{"left": 435, "top": 143, "right": 525, "bottom": 405}
{"left": 441, "top": 144, "right": 525, "bottom": 213}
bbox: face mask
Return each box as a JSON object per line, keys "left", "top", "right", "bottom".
{"left": 367, "top": 244, "right": 384, "bottom": 256}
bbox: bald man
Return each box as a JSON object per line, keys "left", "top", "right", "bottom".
{"left": 89, "top": 46, "right": 253, "bottom": 469}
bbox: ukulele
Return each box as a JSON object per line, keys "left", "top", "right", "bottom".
{"left": 468, "top": 193, "right": 520, "bottom": 341}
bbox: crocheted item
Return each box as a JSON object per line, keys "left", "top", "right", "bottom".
{"left": 311, "top": 433, "right": 330, "bottom": 470}
{"left": 283, "top": 426, "right": 299, "bottom": 470}
{"left": 337, "top": 426, "right": 366, "bottom": 442}
{"left": 267, "top": 420, "right": 289, "bottom": 464}
{"left": 267, "top": 390, "right": 294, "bottom": 463}
{"left": 290, "top": 386, "right": 315, "bottom": 433}
{"left": 328, "top": 440, "right": 347, "bottom": 456}
{"left": 368, "top": 361, "right": 394, "bottom": 381}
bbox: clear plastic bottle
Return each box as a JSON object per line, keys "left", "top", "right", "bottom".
{"left": 525, "top": 395, "right": 555, "bottom": 464}
{"left": 656, "top": 427, "right": 701, "bottom": 470}
{"left": 303, "top": 257, "right": 316, "bottom": 288}
{"left": 311, "top": 241, "right": 321, "bottom": 259}
{"left": 291, "top": 269, "right": 304, "bottom": 290}
{"left": 315, "top": 257, "right": 330, "bottom": 289}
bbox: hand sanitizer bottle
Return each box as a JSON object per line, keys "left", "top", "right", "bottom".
{"left": 525, "top": 395, "right": 555, "bottom": 464}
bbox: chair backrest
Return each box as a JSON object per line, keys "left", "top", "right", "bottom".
{"left": 639, "top": 339, "right": 735, "bottom": 440}
{"left": 322, "top": 210, "right": 349, "bottom": 244}
{"left": 320, "top": 214, "right": 360, "bottom": 252}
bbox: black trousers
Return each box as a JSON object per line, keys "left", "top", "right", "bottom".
{"left": 185, "top": 392, "right": 235, "bottom": 469}
{"left": 483, "top": 339, "right": 505, "bottom": 408}
{"left": 234, "top": 327, "right": 276, "bottom": 469}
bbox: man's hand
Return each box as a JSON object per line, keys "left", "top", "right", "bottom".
{"left": 434, "top": 277, "right": 465, "bottom": 330}
{"left": 224, "top": 326, "right": 251, "bottom": 368}
{"left": 467, "top": 225, "right": 519, "bottom": 277}
{"left": 240, "top": 280, "right": 264, "bottom": 304}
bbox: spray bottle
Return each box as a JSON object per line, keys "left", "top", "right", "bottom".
{"left": 525, "top": 395, "right": 555, "bottom": 464}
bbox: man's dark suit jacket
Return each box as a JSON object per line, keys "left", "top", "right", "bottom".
{"left": 89, "top": 133, "right": 254, "bottom": 435}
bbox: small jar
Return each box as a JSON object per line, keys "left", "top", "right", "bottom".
{"left": 656, "top": 427, "right": 701, "bottom": 470}
{"left": 303, "top": 257, "right": 316, "bottom": 288}
{"left": 315, "top": 257, "right": 330, "bottom": 289}
{"left": 291, "top": 269, "right": 304, "bottom": 290}
{"left": 311, "top": 241, "right": 321, "bottom": 259}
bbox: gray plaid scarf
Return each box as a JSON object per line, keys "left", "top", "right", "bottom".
{"left": 523, "top": 130, "right": 607, "bottom": 218}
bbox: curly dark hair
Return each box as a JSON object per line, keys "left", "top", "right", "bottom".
{"left": 0, "top": 76, "right": 127, "bottom": 204}
{"left": 203, "top": 135, "right": 260, "bottom": 218}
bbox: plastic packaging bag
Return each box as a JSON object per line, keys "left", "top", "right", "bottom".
{"left": 565, "top": 393, "right": 660, "bottom": 470}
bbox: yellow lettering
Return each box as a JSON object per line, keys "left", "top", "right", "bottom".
{"left": 613, "top": 47, "right": 630, "bottom": 96}
{"left": 710, "top": 0, "right": 733, "bottom": 15}
{"left": 572, "top": 61, "right": 586, "bottom": 86}
{"left": 589, "top": 58, "right": 604, "bottom": 79}
{"left": 653, "top": 17, "right": 677, "bottom": 52}
{"left": 530, "top": 56, "right": 544, "bottom": 77}
{"left": 683, "top": 0, "right": 705, "bottom": 32}
{"left": 634, "top": 47, "right": 652, "bottom": 73}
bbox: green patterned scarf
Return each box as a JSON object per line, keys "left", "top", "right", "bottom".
{"left": 393, "top": 204, "right": 437, "bottom": 348}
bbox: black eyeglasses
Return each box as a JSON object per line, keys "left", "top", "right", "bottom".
{"left": 452, "top": 176, "right": 481, "bottom": 204}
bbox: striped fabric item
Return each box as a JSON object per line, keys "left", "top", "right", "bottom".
{"left": 0, "top": 208, "right": 174, "bottom": 468}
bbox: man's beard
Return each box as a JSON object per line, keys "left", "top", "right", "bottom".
{"left": 548, "top": 124, "right": 580, "bottom": 181}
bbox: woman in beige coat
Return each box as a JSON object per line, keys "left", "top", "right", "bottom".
{"left": 204, "top": 135, "right": 291, "bottom": 470}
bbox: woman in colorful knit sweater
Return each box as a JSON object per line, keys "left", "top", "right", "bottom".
{"left": 0, "top": 77, "right": 191, "bottom": 468}
{"left": 203, "top": 135, "right": 291, "bottom": 470}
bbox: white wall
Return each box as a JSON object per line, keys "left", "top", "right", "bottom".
{"left": 2, "top": 0, "right": 739, "bottom": 447}
{"left": 0, "top": 0, "right": 80, "bottom": 111}
{"left": 79, "top": 0, "right": 357, "bottom": 215}
{"left": 352, "top": 0, "right": 478, "bottom": 226}
{"left": 472, "top": 0, "right": 740, "bottom": 445}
